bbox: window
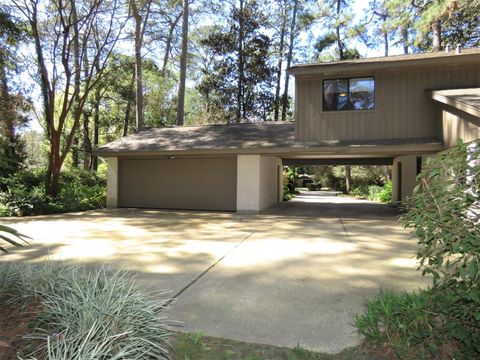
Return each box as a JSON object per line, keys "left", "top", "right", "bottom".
{"left": 323, "top": 77, "right": 375, "bottom": 111}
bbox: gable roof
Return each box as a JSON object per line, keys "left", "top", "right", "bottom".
{"left": 95, "top": 122, "right": 442, "bottom": 157}
{"left": 288, "top": 48, "right": 480, "bottom": 76}
{"left": 429, "top": 88, "right": 480, "bottom": 118}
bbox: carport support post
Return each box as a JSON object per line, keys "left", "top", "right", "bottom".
{"left": 392, "top": 155, "right": 418, "bottom": 205}
{"left": 106, "top": 157, "right": 119, "bottom": 208}
{"left": 236, "top": 155, "right": 261, "bottom": 212}
{"left": 236, "top": 155, "right": 282, "bottom": 212}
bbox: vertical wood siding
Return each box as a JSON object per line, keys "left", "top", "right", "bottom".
{"left": 295, "top": 65, "right": 480, "bottom": 141}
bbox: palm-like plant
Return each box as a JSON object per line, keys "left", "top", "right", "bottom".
{"left": 0, "top": 224, "right": 30, "bottom": 253}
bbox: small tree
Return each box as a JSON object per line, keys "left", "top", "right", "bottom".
{"left": 401, "top": 140, "right": 480, "bottom": 352}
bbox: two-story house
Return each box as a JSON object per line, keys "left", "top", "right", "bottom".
{"left": 97, "top": 48, "right": 480, "bottom": 212}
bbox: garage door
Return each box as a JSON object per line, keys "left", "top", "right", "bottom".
{"left": 118, "top": 157, "right": 237, "bottom": 211}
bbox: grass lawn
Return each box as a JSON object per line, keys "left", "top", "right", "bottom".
{"left": 172, "top": 332, "right": 385, "bottom": 360}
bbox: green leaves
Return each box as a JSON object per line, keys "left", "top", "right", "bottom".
{"left": 0, "top": 224, "right": 30, "bottom": 253}
{"left": 397, "top": 140, "right": 480, "bottom": 356}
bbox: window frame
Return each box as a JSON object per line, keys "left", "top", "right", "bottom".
{"left": 322, "top": 76, "right": 376, "bottom": 112}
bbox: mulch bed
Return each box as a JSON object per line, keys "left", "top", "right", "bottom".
{"left": 0, "top": 301, "right": 38, "bottom": 360}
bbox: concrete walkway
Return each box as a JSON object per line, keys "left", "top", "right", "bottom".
{"left": 1, "top": 193, "right": 427, "bottom": 353}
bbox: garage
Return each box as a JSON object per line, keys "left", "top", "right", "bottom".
{"left": 118, "top": 157, "right": 237, "bottom": 211}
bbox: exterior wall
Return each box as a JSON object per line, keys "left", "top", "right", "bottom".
{"left": 296, "top": 64, "right": 480, "bottom": 142}
{"left": 441, "top": 104, "right": 480, "bottom": 148}
{"left": 392, "top": 155, "right": 418, "bottom": 204}
{"left": 259, "top": 156, "right": 283, "bottom": 210}
{"left": 236, "top": 155, "right": 282, "bottom": 212}
{"left": 106, "top": 157, "right": 118, "bottom": 208}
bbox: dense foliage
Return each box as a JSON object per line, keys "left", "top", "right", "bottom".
{"left": 0, "top": 262, "right": 172, "bottom": 359}
{"left": 356, "top": 141, "right": 480, "bottom": 358}
{"left": 0, "top": 169, "right": 106, "bottom": 217}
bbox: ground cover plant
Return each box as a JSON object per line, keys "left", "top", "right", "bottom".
{"left": 0, "top": 262, "right": 171, "bottom": 359}
{"left": 173, "top": 332, "right": 375, "bottom": 360}
{"left": 0, "top": 168, "right": 106, "bottom": 217}
{"left": 355, "top": 141, "right": 480, "bottom": 359}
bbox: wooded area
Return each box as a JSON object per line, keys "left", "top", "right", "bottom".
{"left": 0, "top": 0, "right": 479, "bottom": 197}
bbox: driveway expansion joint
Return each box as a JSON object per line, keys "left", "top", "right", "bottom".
{"left": 168, "top": 231, "right": 256, "bottom": 303}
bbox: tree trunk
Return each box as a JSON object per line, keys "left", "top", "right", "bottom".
{"left": 133, "top": 4, "right": 144, "bottom": 131}
{"left": 83, "top": 111, "right": 92, "bottom": 170}
{"left": 281, "top": 0, "right": 298, "bottom": 122}
{"left": 131, "top": 0, "right": 151, "bottom": 132}
{"left": 236, "top": 0, "right": 244, "bottom": 123}
{"left": 382, "top": 15, "right": 388, "bottom": 56}
{"left": 162, "top": 12, "right": 182, "bottom": 74}
{"left": 432, "top": 20, "right": 441, "bottom": 51}
{"left": 0, "top": 60, "right": 15, "bottom": 148}
{"left": 345, "top": 165, "right": 351, "bottom": 194}
{"left": 123, "top": 71, "right": 136, "bottom": 136}
{"left": 72, "top": 135, "right": 80, "bottom": 168}
{"left": 92, "top": 99, "right": 99, "bottom": 171}
{"left": 176, "top": 0, "right": 189, "bottom": 126}
{"left": 335, "top": 0, "right": 344, "bottom": 60}
{"left": 274, "top": 1, "right": 287, "bottom": 122}
{"left": 402, "top": 28, "right": 409, "bottom": 54}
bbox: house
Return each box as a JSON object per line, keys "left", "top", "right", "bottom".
{"left": 96, "top": 48, "right": 480, "bottom": 213}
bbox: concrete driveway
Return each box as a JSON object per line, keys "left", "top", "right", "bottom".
{"left": 2, "top": 192, "right": 427, "bottom": 353}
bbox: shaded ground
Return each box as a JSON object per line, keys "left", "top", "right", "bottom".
{"left": 1, "top": 193, "right": 427, "bottom": 353}
{"left": 0, "top": 304, "right": 37, "bottom": 359}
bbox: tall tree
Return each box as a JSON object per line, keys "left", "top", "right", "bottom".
{"left": 197, "top": 0, "right": 274, "bottom": 123}
{"left": 176, "top": 0, "right": 189, "bottom": 125}
{"left": 272, "top": 0, "right": 288, "bottom": 122}
{"left": 281, "top": 0, "right": 299, "bottom": 122}
{"left": 11, "top": 0, "right": 125, "bottom": 196}
{"left": 130, "top": 0, "right": 152, "bottom": 132}
{"left": 0, "top": 9, "right": 29, "bottom": 178}
{"left": 315, "top": 0, "right": 359, "bottom": 60}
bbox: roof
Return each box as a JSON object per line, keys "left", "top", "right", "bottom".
{"left": 429, "top": 88, "right": 480, "bottom": 118}
{"left": 96, "top": 122, "right": 442, "bottom": 156}
{"left": 288, "top": 47, "right": 480, "bottom": 76}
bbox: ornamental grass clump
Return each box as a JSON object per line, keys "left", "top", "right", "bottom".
{"left": 0, "top": 262, "right": 172, "bottom": 359}
{"left": 356, "top": 140, "right": 480, "bottom": 359}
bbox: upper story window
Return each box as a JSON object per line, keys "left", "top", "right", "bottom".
{"left": 323, "top": 77, "right": 375, "bottom": 111}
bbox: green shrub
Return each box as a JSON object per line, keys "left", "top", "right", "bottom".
{"left": 0, "top": 262, "right": 172, "bottom": 359}
{"left": 350, "top": 185, "right": 369, "bottom": 198}
{"left": 0, "top": 169, "right": 106, "bottom": 216}
{"left": 377, "top": 181, "right": 392, "bottom": 203}
{"left": 356, "top": 289, "right": 443, "bottom": 358}
{"left": 356, "top": 141, "right": 480, "bottom": 359}
{"left": 349, "top": 182, "right": 391, "bottom": 203}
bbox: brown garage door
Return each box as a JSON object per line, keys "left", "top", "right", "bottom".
{"left": 118, "top": 157, "right": 237, "bottom": 211}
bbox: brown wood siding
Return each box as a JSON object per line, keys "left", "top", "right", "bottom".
{"left": 441, "top": 105, "right": 480, "bottom": 148}
{"left": 118, "top": 157, "right": 237, "bottom": 211}
{"left": 295, "top": 65, "right": 480, "bottom": 141}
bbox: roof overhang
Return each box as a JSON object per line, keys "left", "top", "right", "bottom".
{"left": 96, "top": 141, "right": 443, "bottom": 158}
{"left": 288, "top": 48, "right": 480, "bottom": 77}
{"left": 428, "top": 88, "right": 480, "bottom": 118}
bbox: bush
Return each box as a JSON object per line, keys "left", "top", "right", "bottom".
{"left": 0, "top": 169, "right": 106, "bottom": 216}
{"left": 0, "top": 262, "right": 172, "bottom": 359}
{"left": 377, "top": 181, "right": 392, "bottom": 203}
{"left": 349, "top": 182, "right": 392, "bottom": 203}
{"left": 356, "top": 141, "right": 480, "bottom": 359}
